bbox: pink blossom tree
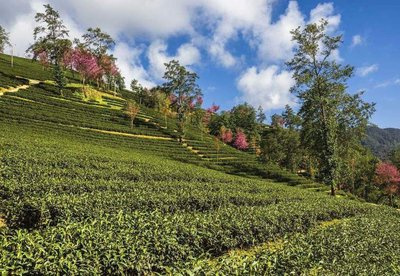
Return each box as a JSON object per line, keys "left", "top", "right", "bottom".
{"left": 37, "top": 51, "right": 49, "bottom": 70}
{"left": 70, "top": 49, "right": 103, "bottom": 85}
{"left": 375, "top": 162, "right": 400, "bottom": 206}
{"left": 220, "top": 127, "right": 233, "bottom": 143}
{"left": 234, "top": 129, "right": 248, "bottom": 150}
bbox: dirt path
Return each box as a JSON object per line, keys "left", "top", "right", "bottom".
{"left": 0, "top": 84, "right": 30, "bottom": 96}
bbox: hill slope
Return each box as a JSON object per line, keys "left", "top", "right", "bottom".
{"left": 1, "top": 53, "right": 400, "bottom": 274}
{"left": 364, "top": 126, "right": 400, "bottom": 159}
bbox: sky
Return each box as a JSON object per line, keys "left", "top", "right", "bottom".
{"left": 0, "top": 0, "right": 399, "bottom": 128}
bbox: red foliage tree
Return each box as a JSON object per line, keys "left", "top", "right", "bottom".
{"left": 233, "top": 129, "right": 248, "bottom": 150}
{"left": 375, "top": 162, "right": 400, "bottom": 206}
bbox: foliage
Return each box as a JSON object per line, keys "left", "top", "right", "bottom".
{"left": 125, "top": 100, "right": 140, "bottom": 128}
{"left": 260, "top": 123, "right": 302, "bottom": 172}
{"left": 287, "top": 19, "right": 375, "bottom": 195}
{"left": 233, "top": 129, "right": 249, "bottom": 150}
{"left": 375, "top": 162, "right": 400, "bottom": 206}
{"left": 220, "top": 126, "right": 233, "bottom": 143}
{"left": 0, "top": 25, "right": 11, "bottom": 53}
{"left": 256, "top": 105, "right": 266, "bottom": 124}
{"left": 162, "top": 60, "right": 202, "bottom": 141}
{"left": 81, "top": 27, "right": 115, "bottom": 58}
{"left": 27, "top": 4, "right": 70, "bottom": 63}
{"left": 53, "top": 62, "right": 67, "bottom": 96}
{"left": 390, "top": 146, "right": 400, "bottom": 169}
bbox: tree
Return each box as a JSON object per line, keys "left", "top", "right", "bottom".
{"left": 27, "top": 4, "right": 70, "bottom": 62}
{"left": 220, "top": 126, "right": 233, "bottom": 143}
{"left": 82, "top": 27, "right": 115, "bottom": 58}
{"left": 38, "top": 51, "right": 50, "bottom": 70}
{"left": 163, "top": 60, "right": 202, "bottom": 141}
{"left": 390, "top": 146, "right": 400, "bottom": 170}
{"left": 155, "top": 91, "right": 171, "bottom": 128}
{"left": 70, "top": 48, "right": 102, "bottom": 85}
{"left": 286, "top": 19, "right": 375, "bottom": 195}
{"left": 125, "top": 100, "right": 140, "bottom": 128}
{"left": 130, "top": 79, "right": 146, "bottom": 105}
{"left": 375, "top": 162, "right": 400, "bottom": 206}
{"left": 271, "top": 114, "right": 285, "bottom": 128}
{"left": 234, "top": 129, "right": 249, "bottom": 150}
{"left": 282, "top": 105, "right": 301, "bottom": 130}
{"left": 256, "top": 105, "right": 266, "bottom": 124}
{"left": 54, "top": 63, "right": 67, "bottom": 96}
{"left": 230, "top": 103, "right": 257, "bottom": 138}
{"left": 0, "top": 25, "right": 11, "bottom": 53}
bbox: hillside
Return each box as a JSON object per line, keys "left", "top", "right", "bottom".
{"left": 364, "top": 126, "right": 400, "bottom": 159}
{"left": 1, "top": 53, "right": 400, "bottom": 274}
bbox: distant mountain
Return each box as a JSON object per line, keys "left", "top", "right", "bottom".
{"left": 364, "top": 126, "right": 400, "bottom": 159}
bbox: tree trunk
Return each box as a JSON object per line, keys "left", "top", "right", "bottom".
{"left": 130, "top": 118, "right": 133, "bottom": 129}
{"left": 331, "top": 184, "right": 336, "bottom": 196}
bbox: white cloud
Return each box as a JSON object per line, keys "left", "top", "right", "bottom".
{"left": 147, "top": 40, "right": 201, "bottom": 80}
{"left": 55, "top": 0, "right": 196, "bottom": 39}
{"left": 375, "top": 78, "right": 400, "bottom": 89}
{"left": 256, "top": 1, "right": 304, "bottom": 62}
{"left": 351, "top": 34, "right": 363, "bottom": 47}
{"left": 357, "top": 64, "right": 378, "bottom": 77}
{"left": 309, "top": 2, "right": 341, "bottom": 33}
{"left": 112, "top": 42, "right": 155, "bottom": 88}
{"left": 0, "top": 0, "right": 344, "bottom": 105}
{"left": 237, "top": 66, "right": 296, "bottom": 110}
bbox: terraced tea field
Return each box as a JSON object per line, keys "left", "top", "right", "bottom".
{"left": 1, "top": 53, "right": 400, "bottom": 274}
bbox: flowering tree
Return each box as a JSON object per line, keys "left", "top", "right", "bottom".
{"left": 220, "top": 126, "right": 233, "bottom": 143}
{"left": 375, "top": 162, "right": 400, "bottom": 206}
{"left": 69, "top": 48, "right": 102, "bottom": 85}
{"left": 37, "top": 51, "right": 49, "bottom": 70}
{"left": 234, "top": 129, "right": 249, "bottom": 150}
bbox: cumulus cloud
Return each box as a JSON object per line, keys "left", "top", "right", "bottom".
{"left": 147, "top": 40, "right": 200, "bottom": 80}
{"left": 351, "top": 34, "right": 363, "bottom": 47}
{"left": 308, "top": 2, "right": 341, "bottom": 32}
{"left": 256, "top": 1, "right": 304, "bottom": 62}
{"left": 237, "top": 66, "right": 296, "bottom": 110}
{"left": 357, "top": 64, "right": 378, "bottom": 77}
{"left": 0, "top": 0, "right": 344, "bottom": 108}
{"left": 112, "top": 43, "right": 155, "bottom": 88}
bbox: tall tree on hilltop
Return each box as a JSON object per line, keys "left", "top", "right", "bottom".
{"left": 82, "top": 27, "right": 115, "bottom": 58}
{"left": 28, "top": 4, "right": 71, "bottom": 95}
{"left": 27, "top": 4, "right": 70, "bottom": 62}
{"left": 162, "top": 60, "right": 202, "bottom": 142}
{"left": 287, "top": 19, "right": 375, "bottom": 195}
{"left": 0, "top": 26, "right": 11, "bottom": 53}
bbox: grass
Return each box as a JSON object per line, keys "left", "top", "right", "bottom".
{"left": 1, "top": 53, "right": 400, "bottom": 274}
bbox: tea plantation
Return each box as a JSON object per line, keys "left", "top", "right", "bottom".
{"left": 1, "top": 53, "right": 400, "bottom": 274}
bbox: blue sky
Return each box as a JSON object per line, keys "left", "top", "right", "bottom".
{"left": 1, "top": 0, "right": 399, "bottom": 127}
